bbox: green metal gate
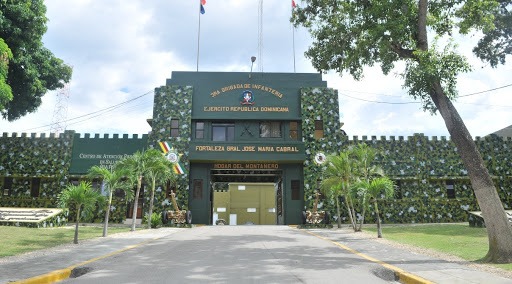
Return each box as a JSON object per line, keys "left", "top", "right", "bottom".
{"left": 213, "top": 183, "right": 276, "bottom": 225}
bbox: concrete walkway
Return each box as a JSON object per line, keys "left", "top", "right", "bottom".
{"left": 308, "top": 227, "right": 512, "bottom": 284}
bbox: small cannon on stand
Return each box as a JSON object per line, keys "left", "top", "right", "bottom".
{"left": 301, "top": 191, "right": 330, "bottom": 225}
{"left": 162, "top": 192, "right": 192, "bottom": 225}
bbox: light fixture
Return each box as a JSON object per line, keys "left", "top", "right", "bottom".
{"left": 249, "top": 56, "right": 256, "bottom": 78}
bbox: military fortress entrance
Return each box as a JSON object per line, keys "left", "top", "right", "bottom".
{"left": 188, "top": 163, "right": 304, "bottom": 225}
{"left": 211, "top": 167, "right": 283, "bottom": 225}
{"left": 146, "top": 72, "right": 345, "bottom": 226}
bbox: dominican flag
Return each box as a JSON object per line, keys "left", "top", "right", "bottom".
{"left": 292, "top": 0, "right": 296, "bottom": 8}
{"left": 200, "top": 0, "right": 206, "bottom": 14}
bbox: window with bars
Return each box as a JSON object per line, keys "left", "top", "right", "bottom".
{"left": 3, "top": 177, "right": 12, "bottom": 196}
{"left": 314, "top": 120, "right": 324, "bottom": 139}
{"left": 260, "top": 121, "right": 282, "bottom": 138}
{"left": 170, "top": 119, "right": 179, "bottom": 137}
{"left": 446, "top": 180, "right": 455, "bottom": 199}
{"left": 289, "top": 121, "right": 299, "bottom": 140}
{"left": 195, "top": 122, "right": 204, "bottom": 139}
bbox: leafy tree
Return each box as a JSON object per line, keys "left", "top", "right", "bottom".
{"left": 0, "top": 38, "right": 13, "bottom": 110}
{"left": 293, "top": 0, "right": 512, "bottom": 263}
{"left": 143, "top": 148, "right": 177, "bottom": 229}
{"left": 87, "top": 165, "right": 134, "bottom": 237}
{"left": 116, "top": 150, "right": 151, "bottom": 232}
{"left": 473, "top": 0, "right": 512, "bottom": 67}
{"left": 58, "top": 181, "right": 104, "bottom": 244}
{"left": 321, "top": 151, "right": 358, "bottom": 229}
{"left": 0, "top": 0, "right": 72, "bottom": 120}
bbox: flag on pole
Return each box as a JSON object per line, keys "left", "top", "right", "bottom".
{"left": 200, "top": 0, "right": 206, "bottom": 14}
{"left": 292, "top": 0, "right": 296, "bottom": 8}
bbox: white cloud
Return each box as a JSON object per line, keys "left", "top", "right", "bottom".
{"left": 0, "top": 1, "right": 511, "bottom": 139}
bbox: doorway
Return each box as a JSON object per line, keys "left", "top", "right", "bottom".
{"left": 210, "top": 169, "right": 283, "bottom": 225}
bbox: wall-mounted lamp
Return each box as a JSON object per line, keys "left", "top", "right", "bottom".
{"left": 249, "top": 56, "right": 256, "bottom": 78}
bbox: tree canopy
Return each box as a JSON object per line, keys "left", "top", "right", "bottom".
{"left": 292, "top": 0, "right": 512, "bottom": 263}
{"left": 473, "top": 0, "right": 512, "bottom": 67}
{"left": 0, "top": 0, "right": 72, "bottom": 121}
{"left": 292, "top": 0, "right": 506, "bottom": 112}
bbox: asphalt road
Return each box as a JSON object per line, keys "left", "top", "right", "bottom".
{"left": 59, "top": 226, "right": 397, "bottom": 284}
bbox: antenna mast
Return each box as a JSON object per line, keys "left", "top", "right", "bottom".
{"left": 50, "top": 72, "right": 72, "bottom": 134}
{"left": 257, "top": 0, "right": 263, "bottom": 72}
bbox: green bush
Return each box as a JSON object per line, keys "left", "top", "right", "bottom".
{"left": 144, "top": 212, "right": 162, "bottom": 228}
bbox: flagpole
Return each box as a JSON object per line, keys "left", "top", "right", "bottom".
{"left": 293, "top": 25, "right": 296, "bottom": 73}
{"left": 196, "top": 1, "right": 201, "bottom": 72}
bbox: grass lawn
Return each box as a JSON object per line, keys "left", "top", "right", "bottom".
{"left": 364, "top": 223, "right": 512, "bottom": 271}
{"left": 0, "top": 225, "right": 132, "bottom": 258}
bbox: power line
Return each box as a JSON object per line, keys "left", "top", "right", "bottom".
{"left": 459, "top": 83, "right": 512, "bottom": 97}
{"left": 22, "top": 90, "right": 153, "bottom": 132}
{"left": 19, "top": 82, "right": 512, "bottom": 132}
{"left": 339, "top": 93, "right": 420, "bottom": 104}
{"left": 67, "top": 100, "right": 154, "bottom": 129}
{"left": 339, "top": 83, "right": 512, "bottom": 104}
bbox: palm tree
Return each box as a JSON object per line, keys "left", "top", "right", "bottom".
{"left": 353, "top": 177, "right": 394, "bottom": 237}
{"left": 321, "top": 151, "right": 358, "bottom": 229}
{"left": 58, "top": 181, "right": 104, "bottom": 244}
{"left": 116, "top": 150, "right": 151, "bottom": 231}
{"left": 350, "top": 143, "right": 391, "bottom": 233}
{"left": 143, "top": 149, "right": 178, "bottom": 229}
{"left": 368, "top": 177, "right": 394, "bottom": 238}
{"left": 88, "top": 165, "right": 134, "bottom": 237}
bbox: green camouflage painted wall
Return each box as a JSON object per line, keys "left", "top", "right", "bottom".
{"left": 335, "top": 134, "right": 512, "bottom": 224}
{"left": 148, "top": 85, "right": 193, "bottom": 215}
{"left": 301, "top": 87, "right": 345, "bottom": 213}
{"left": 0, "top": 131, "right": 74, "bottom": 178}
{"left": 0, "top": 131, "right": 74, "bottom": 204}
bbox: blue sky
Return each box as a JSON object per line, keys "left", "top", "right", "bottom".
{"left": 1, "top": 0, "right": 511, "bottom": 139}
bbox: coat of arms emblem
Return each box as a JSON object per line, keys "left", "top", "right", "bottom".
{"left": 240, "top": 90, "right": 255, "bottom": 105}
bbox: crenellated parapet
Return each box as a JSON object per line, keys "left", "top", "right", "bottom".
{"left": 74, "top": 133, "right": 148, "bottom": 139}
{"left": 2, "top": 132, "right": 74, "bottom": 138}
{"left": 342, "top": 133, "right": 512, "bottom": 179}
{"left": 0, "top": 130, "right": 75, "bottom": 178}
{"left": 346, "top": 133, "right": 512, "bottom": 142}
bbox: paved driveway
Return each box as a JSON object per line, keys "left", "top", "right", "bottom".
{"left": 59, "top": 225, "right": 396, "bottom": 283}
